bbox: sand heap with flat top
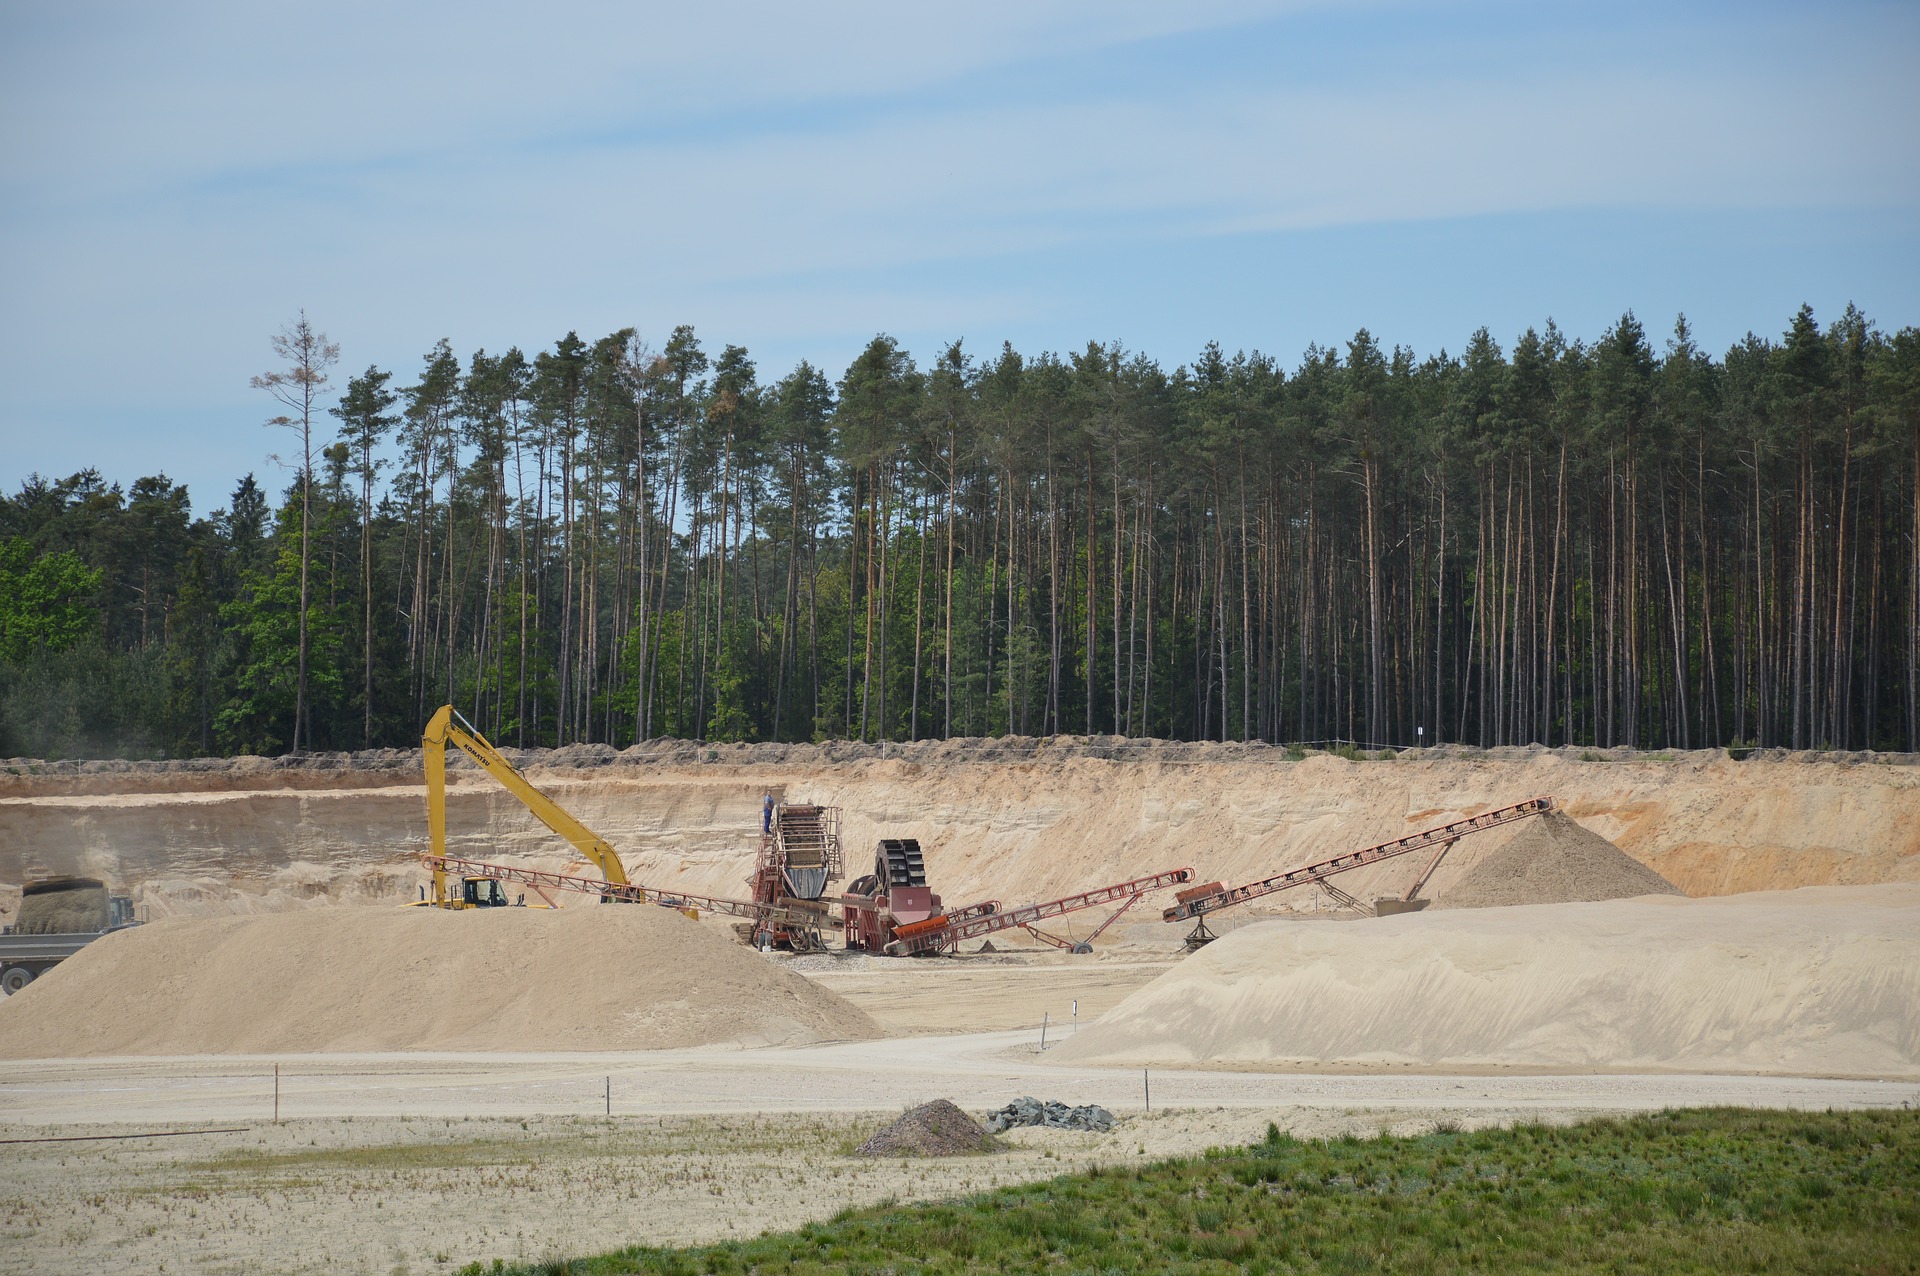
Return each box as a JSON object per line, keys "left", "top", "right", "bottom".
{"left": 1054, "top": 884, "right": 1920, "bottom": 1078}
{"left": 0, "top": 902, "right": 881, "bottom": 1057}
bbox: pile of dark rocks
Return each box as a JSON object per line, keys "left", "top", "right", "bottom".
{"left": 983, "top": 1096, "right": 1115, "bottom": 1133}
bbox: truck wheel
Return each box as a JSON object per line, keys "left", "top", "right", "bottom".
{"left": 1, "top": 966, "right": 33, "bottom": 996}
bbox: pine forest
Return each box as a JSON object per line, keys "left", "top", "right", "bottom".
{"left": 3, "top": 304, "right": 1917, "bottom": 760}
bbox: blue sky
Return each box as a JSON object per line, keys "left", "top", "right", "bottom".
{"left": 1, "top": 0, "right": 1915, "bottom": 512}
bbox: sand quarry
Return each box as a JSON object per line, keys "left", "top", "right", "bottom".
{"left": 1, "top": 741, "right": 1917, "bottom": 1274}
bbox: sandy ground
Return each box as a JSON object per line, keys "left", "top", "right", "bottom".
{"left": 784, "top": 951, "right": 1181, "bottom": 1036}
{"left": 3, "top": 1032, "right": 1912, "bottom": 1276}
{"left": 0, "top": 906, "right": 879, "bottom": 1058}
{"left": 2, "top": 742, "right": 1914, "bottom": 1271}
{"left": 4, "top": 954, "right": 1917, "bottom": 1276}
{"left": 1058, "top": 886, "right": 1920, "bottom": 1078}
{"left": 2, "top": 856, "right": 1907, "bottom": 1276}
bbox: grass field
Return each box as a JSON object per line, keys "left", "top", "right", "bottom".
{"left": 472, "top": 1108, "right": 1919, "bottom": 1275}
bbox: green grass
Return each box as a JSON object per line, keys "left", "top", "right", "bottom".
{"left": 468, "top": 1108, "right": 1920, "bottom": 1275}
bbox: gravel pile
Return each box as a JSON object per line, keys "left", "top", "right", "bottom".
{"left": 984, "top": 1096, "right": 1115, "bottom": 1133}
{"left": 12, "top": 881, "right": 109, "bottom": 935}
{"left": 853, "top": 1099, "right": 995, "bottom": 1157}
{"left": 1435, "top": 810, "right": 1682, "bottom": 910}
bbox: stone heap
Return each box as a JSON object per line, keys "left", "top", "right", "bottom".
{"left": 983, "top": 1096, "right": 1116, "bottom": 1133}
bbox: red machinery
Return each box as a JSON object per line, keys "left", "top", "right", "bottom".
{"left": 745, "top": 803, "right": 844, "bottom": 951}
{"left": 874, "top": 867, "right": 1195, "bottom": 956}
{"left": 843, "top": 839, "right": 947, "bottom": 950}
{"left": 423, "top": 795, "right": 1196, "bottom": 959}
{"left": 1163, "top": 796, "right": 1554, "bottom": 946}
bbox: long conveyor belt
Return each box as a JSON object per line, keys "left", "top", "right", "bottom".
{"left": 883, "top": 867, "right": 1195, "bottom": 956}
{"left": 1162, "top": 797, "right": 1555, "bottom": 935}
{"left": 420, "top": 852, "right": 815, "bottom": 926}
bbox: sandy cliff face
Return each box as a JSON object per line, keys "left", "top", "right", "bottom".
{"left": 1, "top": 741, "right": 1914, "bottom": 921}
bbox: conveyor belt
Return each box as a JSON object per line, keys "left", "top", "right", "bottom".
{"left": 883, "top": 867, "right": 1194, "bottom": 955}
{"left": 1162, "top": 797, "right": 1554, "bottom": 923}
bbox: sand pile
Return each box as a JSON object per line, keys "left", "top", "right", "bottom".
{"left": 1435, "top": 810, "right": 1682, "bottom": 909}
{"left": 1054, "top": 885, "right": 1920, "bottom": 1078}
{"left": 0, "top": 904, "right": 880, "bottom": 1058}
{"left": 853, "top": 1100, "right": 995, "bottom": 1157}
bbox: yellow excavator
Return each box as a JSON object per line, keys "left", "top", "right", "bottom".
{"left": 415, "top": 704, "right": 631, "bottom": 909}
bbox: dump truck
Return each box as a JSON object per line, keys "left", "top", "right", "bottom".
{"left": 0, "top": 877, "right": 139, "bottom": 995}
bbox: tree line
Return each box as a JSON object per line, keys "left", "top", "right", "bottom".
{"left": 2, "top": 304, "right": 1915, "bottom": 760}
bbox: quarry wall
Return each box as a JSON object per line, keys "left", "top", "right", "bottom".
{"left": 2, "top": 741, "right": 1915, "bottom": 922}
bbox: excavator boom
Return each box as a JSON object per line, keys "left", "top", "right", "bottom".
{"left": 422, "top": 705, "right": 630, "bottom": 903}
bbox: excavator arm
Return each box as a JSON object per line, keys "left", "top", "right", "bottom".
{"left": 423, "top": 705, "right": 630, "bottom": 903}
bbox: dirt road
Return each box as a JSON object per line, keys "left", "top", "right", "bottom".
{"left": 2, "top": 1033, "right": 1909, "bottom": 1276}
{"left": 6, "top": 1031, "right": 1904, "bottom": 1129}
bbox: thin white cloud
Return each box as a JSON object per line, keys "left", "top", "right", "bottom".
{"left": 1, "top": 0, "right": 1312, "bottom": 199}
{"left": 224, "top": 34, "right": 1910, "bottom": 290}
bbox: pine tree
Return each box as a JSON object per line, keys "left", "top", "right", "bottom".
{"left": 251, "top": 312, "right": 340, "bottom": 754}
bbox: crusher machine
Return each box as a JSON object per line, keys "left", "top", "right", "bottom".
{"left": 742, "top": 802, "right": 844, "bottom": 951}
{"left": 841, "top": 838, "right": 937, "bottom": 951}
{"left": 840, "top": 839, "right": 1002, "bottom": 952}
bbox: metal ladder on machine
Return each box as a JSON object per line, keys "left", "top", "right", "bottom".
{"left": 774, "top": 804, "right": 843, "bottom": 876}
{"left": 1166, "top": 797, "right": 1555, "bottom": 949}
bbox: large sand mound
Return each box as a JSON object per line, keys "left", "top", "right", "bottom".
{"left": 1434, "top": 810, "right": 1682, "bottom": 909}
{"left": 0, "top": 904, "right": 880, "bottom": 1058}
{"left": 1054, "top": 885, "right": 1920, "bottom": 1078}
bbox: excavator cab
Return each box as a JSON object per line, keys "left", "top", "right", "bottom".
{"left": 462, "top": 878, "right": 511, "bottom": 908}
{"left": 412, "top": 875, "right": 521, "bottom": 909}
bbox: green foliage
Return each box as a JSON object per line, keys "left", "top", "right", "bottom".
{"left": 2, "top": 301, "right": 1918, "bottom": 758}
{"left": 0, "top": 641, "right": 166, "bottom": 759}
{"left": 216, "top": 534, "right": 347, "bottom": 754}
{"left": 481, "top": 1108, "right": 1920, "bottom": 1275}
{"left": 0, "top": 536, "right": 100, "bottom": 664}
